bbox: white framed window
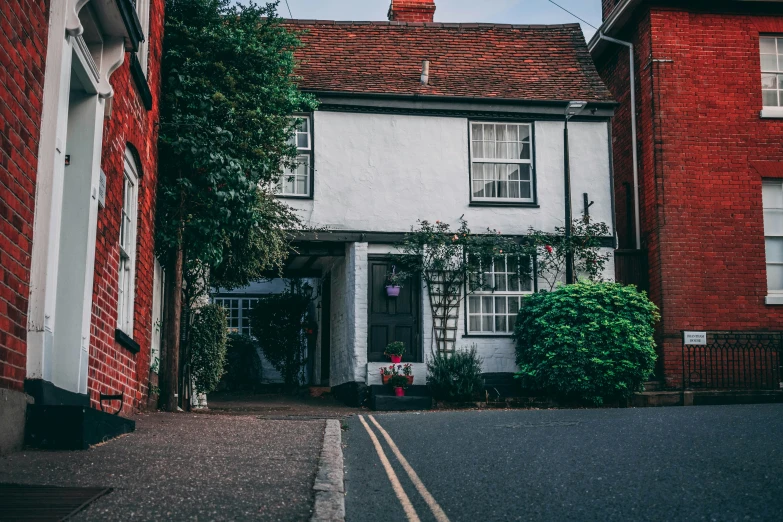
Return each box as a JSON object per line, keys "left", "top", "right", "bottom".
{"left": 467, "top": 256, "right": 533, "bottom": 335}
{"left": 470, "top": 122, "right": 534, "bottom": 202}
{"left": 763, "top": 180, "right": 783, "bottom": 297}
{"left": 136, "top": 0, "right": 151, "bottom": 77}
{"left": 212, "top": 297, "right": 259, "bottom": 336}
{"left": 277, "top": 116, "right": 312, "bottom": 197}
{"left": 118, "top": 150, "right": 140, "bottom": 335}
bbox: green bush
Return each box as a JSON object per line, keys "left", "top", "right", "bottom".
{"left": 426, "top": 347, "right": 484, "bottom": 402}
{"left": 220, "top": 334, "right": 263, "bottom": 391}
{"left": 189, "top": 304, "right": 228, "bottom": 394}
{"left": 514, "top": 281, "right": 659, "bottom": 405}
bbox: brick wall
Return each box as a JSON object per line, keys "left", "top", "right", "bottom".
{"left": 594, "top": 5, "right": 783, "bottom": 387}
{"left": 0, "top": 0, "right": 48, "bottom": 392}
{"left": 87, "top": 0, "right": 164, "bottom": 413}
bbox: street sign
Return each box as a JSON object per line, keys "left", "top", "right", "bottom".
{"left": 683, "top": 331, "right": 707, "bottom": 346}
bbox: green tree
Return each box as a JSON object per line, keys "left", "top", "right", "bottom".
{"left": 157, "top": 0, "right": 316, "bottom": 411}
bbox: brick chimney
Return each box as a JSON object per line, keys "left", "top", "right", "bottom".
{"left": 388, "top": 0, "right": 436, "bottom": 23}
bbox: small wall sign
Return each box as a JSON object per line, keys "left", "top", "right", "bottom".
{"left": 98, "top": 170, "right": 107, "bottom": 208}
{"left": 684, "top": 331, "right": 707, "bottom": 346}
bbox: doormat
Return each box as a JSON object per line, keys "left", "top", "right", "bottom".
{"left": 0, "top": 484, "right": 112, "bottom": 521}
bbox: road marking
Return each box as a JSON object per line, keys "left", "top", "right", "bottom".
{"left": 358, "top": 415, "right": 421, "bottom": 522}
{"left": 369, "top": 415, "right": 451, "bottom": 522}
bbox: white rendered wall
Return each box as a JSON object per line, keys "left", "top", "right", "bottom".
{"left": 286, "top": 112, "right": 614, "bottom": 236}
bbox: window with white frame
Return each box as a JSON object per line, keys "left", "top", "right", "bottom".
{"left": 470, "top": 122, "right": 534, "bottom": 202}
{"left": 761, "top": 37, "right": 783, "bottom": 108}
{"left": 277, "top": 116, "right": 312, "bottom": 197}
{"left": 763, "top": 180, "right": 783, "bottom": 295}
{"left": 118, "top": 151, "right": 140, "bottom": 335}
{"left": 467, "top": 256, "right": 533, "bottom": 334}
{"left": 212, "top": 297, "right": 259, "bottom": 336}
{"left": 136, "top": 0, "right": 151, "bottom": 77}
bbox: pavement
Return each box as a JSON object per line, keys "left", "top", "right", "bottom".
{"left": 343, "top": 404, "right": 783, "bottom": 522}
{"left": 0, "top": 413, "right": 325, "bottom": 521}
{"left": 206, "top": 391, "right": 360, "bottom": 419}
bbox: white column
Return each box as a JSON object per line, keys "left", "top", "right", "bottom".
{"left": 346, "top": 242, "right": 368, "bottom": 383}
{"left": 27, "top": 2, "right": 73, "bottom": 382}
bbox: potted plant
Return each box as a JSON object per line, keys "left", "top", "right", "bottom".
{"left": 384, "top": 341, "right": 405, "bottom": 363}
{"left": 388, "top": 374, "right": 409, "bottom": 397}
{"left": 385, "top": 268, "right": 405, "bottom": 297}
{"left": 379, "top": 364, "right": 414, "bottom": 386}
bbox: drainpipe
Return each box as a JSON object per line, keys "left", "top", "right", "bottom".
{"left": 598, "top": 31, "right": 641, "bottom": 251}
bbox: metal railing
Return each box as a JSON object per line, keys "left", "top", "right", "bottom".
{"left": 682, "top": 332, "right": 782, "bottom": 391}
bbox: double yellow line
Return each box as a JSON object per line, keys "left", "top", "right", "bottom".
{"left": 358, "top": 415, "right": 450, "bottom": 522}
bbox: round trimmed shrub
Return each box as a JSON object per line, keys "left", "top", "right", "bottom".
{"left": 189, "top": 304, "right": 228, "bottom": 395}
{"left": 514, "top": 281, "right": 659, "bottom": 405}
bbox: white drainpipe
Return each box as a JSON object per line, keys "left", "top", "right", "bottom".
{"left": 598, "top": 31, "right": 642, "bottom": 250}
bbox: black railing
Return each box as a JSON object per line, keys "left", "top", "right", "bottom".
{"left": 682, "top": 332, "right": 783, "bottom": 391}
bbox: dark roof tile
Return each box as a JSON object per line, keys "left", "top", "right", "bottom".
{"left": 287, "top": 20, "right": 614, "bottom": 103}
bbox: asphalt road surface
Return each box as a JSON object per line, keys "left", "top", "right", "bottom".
{"left": 343, "top": 404, "right": 783, "bottom": 522}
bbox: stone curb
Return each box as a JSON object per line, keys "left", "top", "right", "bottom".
{"left": 310, "top": 419, "right": 345, "bottom": 522}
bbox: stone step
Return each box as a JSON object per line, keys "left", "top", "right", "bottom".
{"left": 369, "top": 385, "right": 432, "bottom": 411}
{"left": 26, "top": 405, "right": 135, "bottom": 450}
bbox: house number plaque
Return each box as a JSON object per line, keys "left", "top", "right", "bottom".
{"left": 683, "top": 331, "right": 707, "bottom": 346}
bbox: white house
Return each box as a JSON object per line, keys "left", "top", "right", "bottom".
{"left": 214, "top": 0, "right": 618, "bottom": 404}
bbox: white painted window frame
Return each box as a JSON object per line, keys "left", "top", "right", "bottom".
{"left": 763, "top": 180, "right": 783, "bottom": 304}
{"left": 212, "top": 296, "right": 260, "bottom": 336}
{"left": 469, "top": 122, "right": 535, "bottom": 203}
{"left": 277, "top": 115, "right": 312, "bottom": 198}
{"left": 136, "top": 0, "right": 151, "bottom": 77}
{"left": 467, "top": 255, "right": 534, "bottom": 335}
{"left": 118, "top": 150, "right": 140, "bottom": 335}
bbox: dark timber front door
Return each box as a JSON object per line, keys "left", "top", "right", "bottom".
{"left": 368, "top": 258, "right": 421, "bottom": 363}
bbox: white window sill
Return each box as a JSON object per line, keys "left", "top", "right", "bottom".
{"left": 765, "top": 295, "right": 783, "bottom": 305}
{"left": 760, "top": 108, "right": 783, "bottom": 118}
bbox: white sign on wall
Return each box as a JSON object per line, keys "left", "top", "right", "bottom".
{"left": 683, "top": 331, "right": 707, "bottom": 346}
{"left": 98, "top": 169, "right": 107, "bottom": 208}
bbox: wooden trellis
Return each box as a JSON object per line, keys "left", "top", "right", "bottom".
{"left": 424, "top": 269, "right": 464, "bottom": 355}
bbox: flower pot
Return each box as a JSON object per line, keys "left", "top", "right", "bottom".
{"left": 389, "top": 355, "right": 402, "bottom": 364}
{"left": 386, "top": 285, "right": 401, "bottom": 297}
{"left": 406, "top": 376, "right": 414, "bottom": 386}
{"left": 382, "top": 374, "right": 391, "bottom": 385}
{"left": 394, "top": 387, "right": 405, "bottom": 397}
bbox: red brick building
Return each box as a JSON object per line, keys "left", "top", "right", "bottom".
{"left": 0, "top": 0, "right": 164, "bottom": 453}
{"left": 591, "top": 0, "right": 783, "bottom": 389}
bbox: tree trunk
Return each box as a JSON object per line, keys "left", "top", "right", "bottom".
{"left": 161, "top": 239, "right": 184, "bottom": 412}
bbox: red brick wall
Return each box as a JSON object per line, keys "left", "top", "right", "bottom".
{"left": 87, "top": 0, "right": 163, "bottom": 413}
{"left": 0, "top": 0, "right": 48, "bottom": 392}
{"left": 595, "top": 6, "right": 783, "bottom": 387}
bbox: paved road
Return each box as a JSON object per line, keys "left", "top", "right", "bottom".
{"left": 343, "top": 405, "right": 783, "bottom": 522}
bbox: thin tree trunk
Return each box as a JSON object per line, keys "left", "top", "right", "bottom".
{"left": 162, "top": 236, "right": 184, "bottom": 412}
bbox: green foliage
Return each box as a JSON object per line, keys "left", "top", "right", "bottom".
{"left": 514, "top": 281, "right": 660, "bottom": 405}
{"left": 220, "top": 334, "right": 263, "bottom": 391}
{"left": 388, "top": 375, "right": 409, "bottom": 389}
{"left": 157, "top": 0, "right": 316, "bottom": 285}
{"left": 189, "top": 304, "right": 228, "bottom": 394}
{"left": 250, "top": 282, "right": 314, "bottom": 388}
{"left": 384, "top": 341, "right": 406, "bottom": 357}
{"left": 426, "top": 347, "right": 484, "bottom": 402}
{"left": 529, "top": 217, "right": 611, "bottom": 291}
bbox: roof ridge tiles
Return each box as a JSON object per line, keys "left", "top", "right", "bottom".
{"left": 285, "top": 19, "right": 584, "bottom": 30}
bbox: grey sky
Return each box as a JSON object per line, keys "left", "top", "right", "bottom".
{"left": 233, "top": 1, "right": 603, "bottom": 40}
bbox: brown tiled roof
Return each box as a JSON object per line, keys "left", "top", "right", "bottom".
{"left": 287, "top": 21, "right": 614, "bottom": 103}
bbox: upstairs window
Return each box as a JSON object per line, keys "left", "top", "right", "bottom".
{"left": 470, "top": 122, "right": 534, "bottom": 203}
{"left": 118, "top": 150, "right": 140, "bottom": 335}
{"left": 467, "top": 255, "right": 533, "bottom": 335}
{"left": 136, "top": 0, "right": 151, "bottom": 76}
{"left": 761, "top": 37, "right": 783, "bottom": 109}
{"left": 763, "top": 180, "right": 783, "bottom": 296}
{"left": 277, "top": 116, "right": 312, "bottom": 197}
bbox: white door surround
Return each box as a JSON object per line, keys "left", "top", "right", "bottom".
{"left": 26, "top": 0, "right": 129, "bottom": 394}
